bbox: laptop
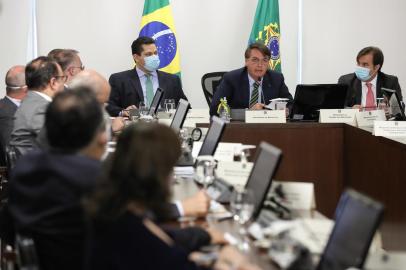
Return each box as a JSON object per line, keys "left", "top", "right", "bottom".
{"left": 316, "top": 189, "right": 384, "bottom": 270}
{"left": 176, "top": 116, "right": 226, "bottom": 166}
{"left": 170, "top": 99, "right": 190, "bottom": 132}
{"left": 290, "top": 84, "right": 348, "bottom": 121}
{"left": 381, "top": 87, "right": 406, "bottom": 120}
{"left": 148, "top": 87, "right": 164, "bottom": 116}
{"left": 208, "top": 142, "right": 283, "bottom": 221}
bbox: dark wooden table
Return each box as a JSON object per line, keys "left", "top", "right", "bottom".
{"left": 198, "top": 122, "right": 406, "bottom": 250}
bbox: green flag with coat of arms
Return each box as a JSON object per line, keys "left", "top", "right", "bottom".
{"left": 249, "top": 0, "right": 282, "bottom": 72}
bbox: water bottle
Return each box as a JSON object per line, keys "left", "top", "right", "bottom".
{"left": 218, "top": 97, "right": 230, "bottom": 123}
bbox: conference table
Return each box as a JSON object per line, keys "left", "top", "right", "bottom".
{"left": 198, "top": 122, "right": 406, "bottom": 251}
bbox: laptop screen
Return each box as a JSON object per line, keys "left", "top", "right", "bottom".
{"left": 291, "top": 84, "right": 348, "bottom": 121}
{"left": 198, "top": 116, "right": 225, "bottom": 156}
{"left": 317, "top": 189, "right": 384, "bottom": 270}
{"left": 148, "top": 88, "right": 164, "bottom": 116}
{"left": 246, "top": 142, "right": 282, "bottom": 219}
{"left": 170, "top": 99, "right": 190, "bottom": 132}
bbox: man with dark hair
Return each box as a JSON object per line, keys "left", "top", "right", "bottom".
{"left": 106, "top": 36, "right": 188, "bottom": 116}
{"left": 7, "top": 87, "right": 107, "bottom": 270}
{"left": 0, "top": 65, "right": 27, "bottom": 166}
{"left": 210, "top": 42, "right": 292, "bottom": 116}
{"left": 338, "top": 46, "right": 402, "bottom": 108}
{"left": 48, "top": 49, "right": 84, "bottom": 84}
{"left": 8, "top": 56, "right": 65, "bottom": 158}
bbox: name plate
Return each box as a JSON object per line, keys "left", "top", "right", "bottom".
{"left": 319, "top": 109, "right": 357, "bottom": 125}
{"left": 374, "top": 121, "right": 406, "bottom": 137}
{"left": 355, "top": 110, "right": 386, "bottom": 127}
{"left": 245, "top": 110, "right": 286, "bottom": 123}
{"left": 271, "top": 181, "right": 316, "bottom": 210}
{"left": 216, "top": 161, "right": 253, "bottom": 187}
{"left": 192, "top": 142, "right": 241, "bottom": 162}
{"left": 183, "top": 109, "right": 210, "bottom": 127}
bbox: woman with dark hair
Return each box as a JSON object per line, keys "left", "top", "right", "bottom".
{"left": 85, "top": 122, "right": 259, "bottom": 270}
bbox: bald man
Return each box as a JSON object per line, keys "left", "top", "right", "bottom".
{"left": 0, "top": 65, "right": 27, "bottom": 166}
{"left": 68, "top": 69, "right": 125, "bottom": 133}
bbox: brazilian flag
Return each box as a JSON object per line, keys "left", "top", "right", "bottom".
{"left": 248, "top": 0, "right": 282, "bottom": 72}
{"left": 139, "top": 0, "right": 181, "bottom": 76}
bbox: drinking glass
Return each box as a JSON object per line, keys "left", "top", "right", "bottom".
{"left": 202, "top": 160, "right": 216, "bottom": 189}
{"left": 230, "top": 186, "right": 254, "bottom": 251}
{"left": 138, "top": 101, "right": 149, "bottom": 119}
{"left": 377, "top": 97, "right": 389, "bottom": 117}
{"left": 164, "top": 99, "right": 176, "bottom": 113}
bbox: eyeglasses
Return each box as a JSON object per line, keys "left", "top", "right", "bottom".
{"left": 70, "top": 65, "right": 85, "bottom": 71}
{"left": 249, "top": 57, "right": 270, "bottom": 65}
{"left": 55, "top": 75, "right": 68, "bottom": 83}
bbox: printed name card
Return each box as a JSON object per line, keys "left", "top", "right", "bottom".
{"left": 374, "top": 121, "right": 406, "bottom": 137}
{"left": 355, "top": 110, "right": 386, "bottom": 127}
{"left": 192, "top": 142, "right": 242, "bottom": 162}
{"left": 245, "top": 110, "right": 286, "bottom": 123}
{"left": 216, "top": 161, "right": 253, "bottom": 187}
{"left": 270, "top": 181, "right": 316, "bottom": 210}
{"left": 183, "top": 109, "right": 210, "bottom": 127}
{"left": 319, "top": 109, "right": 357, "bottom": 125}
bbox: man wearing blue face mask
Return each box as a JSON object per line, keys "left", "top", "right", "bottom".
{"left": 338, "top": 46, "right": 402, "bottom": 109}
{"left": 106, "top": 36, "right": 188, "bottom": 117}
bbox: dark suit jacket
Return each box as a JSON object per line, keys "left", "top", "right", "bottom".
{"left": 210, "top": 67, "right": 293, "bottom": 116}
{"left": 338, "top": 71, "right": 403, "bottom": 107}
{"left": 8, "top": 150, "right": 101, "bottom": 270}
{"left": 106, "top": 68, "right": 188, "bottom": 116}
{"left": 0, "top": 96, "right": 18, "bottom": 166}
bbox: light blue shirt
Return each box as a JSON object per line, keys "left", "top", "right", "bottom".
{"left": 136, "top": 67, "right": 159, "bottom": 105}
{"left": 247, "top": 74, "right": 263, "bottom": 104}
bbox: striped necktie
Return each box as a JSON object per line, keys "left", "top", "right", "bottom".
{"left": 249, "top": 81, "right": 260, "bottom": 108}
{"left": 145, "top": 74, "right": 154, "bottom": 107}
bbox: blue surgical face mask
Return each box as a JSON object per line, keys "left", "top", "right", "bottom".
{"left": 144, "top": 55, "right": 160, "bottom": 72}
{"left": 355, "top": 66, "right": 372, "bottom": 82}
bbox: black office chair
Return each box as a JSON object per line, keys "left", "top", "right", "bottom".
{"left": 201, "top": 72, "right": 226, "bottom": 106}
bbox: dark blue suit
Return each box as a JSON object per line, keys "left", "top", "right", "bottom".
{"left": 0, "top": 96, "right": 18, "bottom": 166}
{"left": 106, "top": 68, "right": 188, "bottom": 116}
{"left": 210, "top": 67, "right": 293, "bottom": 116}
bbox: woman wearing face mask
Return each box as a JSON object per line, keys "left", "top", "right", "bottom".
{"left": 84, "top": 122, "right": 260, "bottom": 270}
{"left": 105, "top": 36, "right": 189, "bottom": 117}
{"left": 338, "top": 46, "right": 402, "bottom": 109}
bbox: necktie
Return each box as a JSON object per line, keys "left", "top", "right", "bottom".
{"left": 145, "top": 74, "right": 154, "bottom": 107}
{"left": 365, "top": 82, "right": 375, "bottom": 111}
{"left": 249, "top": 81, "right": 260, "bottom": 108}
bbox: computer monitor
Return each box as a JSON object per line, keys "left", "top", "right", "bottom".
{"left": 198, "top": 116, "right": 226, "bottom": 156}
{"left": 148, "top": 88, "right": 164, "bottom": 116}
{"left": 317, "top": 189, "right": 384, "bottom": 270}
{"left": 290, "top": 84, "right": 348, "bottom": 121}
{"left": 381, "top": 87, "right": 406, "bottom": 120}
{"left": 246, "top": 142, "right": 282, "bottom": 219}
{"left": 170, "top": 99, "right": 190, "bottom": 132}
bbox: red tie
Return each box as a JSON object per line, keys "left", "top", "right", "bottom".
{"left": 365, "top": 82, "right": 375, "bottom": 111}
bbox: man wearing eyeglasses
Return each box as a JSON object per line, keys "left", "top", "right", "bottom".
{"left": 48, "top": 49, "right": 84, "bottom": 85}
{"left": 210, "top": 42, "right": 292, "bottom": 116}
{"left": 0, "top": 65, "right": 28, "bottom": 166}
{"left": 8, "top": 56, "right": 65, "bottom": 159}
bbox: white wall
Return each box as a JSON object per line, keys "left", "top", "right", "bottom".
{"left": 0, "top": 0, "right": 405, "bottom": 107}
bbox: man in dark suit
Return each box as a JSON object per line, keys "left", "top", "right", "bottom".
{"left": 8, "top": 56, "right": 65, "bottom": 159}
{"left": 0, "top": 65, "right": 27, "bottom": 166}
{"left": 338, "top": 46, "right": 402, "bottom": 108}
{"left": 7, "top": 87, "right": 107, "bottom": 270}
{"left": 106, "top": 36, "right": 188, "bottom": 117}
{"left": 210, "top": 42, "right": 293, "bottom": 116}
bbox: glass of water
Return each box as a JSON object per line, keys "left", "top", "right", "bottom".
{"left": 139, "top": 101, "right": 149, "bottom": 119}
{"left": 230, "top": 186, "right": 254, "bottom": 251}
{"left": 164, "top": 99, "right": 176, "bottom": 113}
